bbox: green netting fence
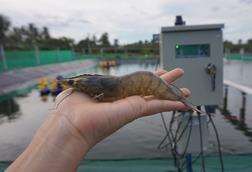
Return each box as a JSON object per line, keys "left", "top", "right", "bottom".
{"left": 225, "top": 53, "right": 252, "bottom": 61}
{"left": 0, "top": 50, "right": 154, "bottom": 72}
{"left": 1, "top": 50, "right": 251, "bottom": 72}
{"left": 0, "top": 50, "right": 94, "bottom": 72}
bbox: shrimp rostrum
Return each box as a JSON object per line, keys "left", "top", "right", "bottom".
{"left": 60, "top": 71, "right": 203, "bottom": 113}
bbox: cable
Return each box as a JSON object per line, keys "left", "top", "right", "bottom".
{"left": 207, "top": 110, "right": 224, "bottom": 172}
{"left": 197, "top": 106, "right": 206, "bottom": 172}
{"left": 160, "top": 111, "right": 224, "bottom": 172}
{"left": 159, "top": 114, "right": 175, "bottom": 154}
{"left": 175, "top": 113, "right": 192, "bottom": 144}
{"left": 159, "top": 112, "right": 192, "bottom": 151}
{"left": 169, "top": 111, "right": 176, "bottom": 141}
{"left": 157, "top": 111, "right": 176, "bottom": 149}
{"left": 179, "top": 115, "right": 193, "bottom": 158}
{"left": 160, "top": 112, "right": 182, "bottom": 172}
{"left": 157, "top": 134, "right": 170, "bottom": 149}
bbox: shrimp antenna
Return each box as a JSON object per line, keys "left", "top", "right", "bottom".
{"left": 181, "top": 100, "right": 208, "bottom": 115}
{"left": 50, "top": 89, "right": 74, "bottom": 111}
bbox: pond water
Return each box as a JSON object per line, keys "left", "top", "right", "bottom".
{"left": 0, "top": 61, "right": 252, "bottom": 162}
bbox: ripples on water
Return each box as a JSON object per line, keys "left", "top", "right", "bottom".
{"left": 0, "top": 61, "right": 252, "bottom": 161}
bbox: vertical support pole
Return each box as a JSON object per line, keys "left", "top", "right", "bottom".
{"left": 56, "top": 47, "right": 61, "bottom": 62}
{"left": 71, "top": 46, "right": 74, "bottom": 61}
{"left": 186, "top": 154, "right": 193, "bottom": 172}
{"left": 100, "top": 48, "right": 104, "bottom": 59}
{"left": 223, "top": 85, "right": 228, "bottom": 113}
{"left": 0, "top": 44, "right": 8, "bottom": 70}
{"left": 34, "top": 44, "right": 40, "bottom": 65}
{"left": 125, "top": 48, "right": 128, "bottom": 59}
{"left": 240, "top": 92, "right": 246, "bottom": 125}
{"left": 125, "top": 48, "right": 128, "bottom": 72}
{"left": 88, "top": 39, "right": 92, "bottom": 54}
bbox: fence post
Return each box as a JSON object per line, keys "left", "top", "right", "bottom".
{"left": 34, "top": 44, "right": 40, "bottom": 65}
{"left": 100, "top": 48, "right": 104, "bottom": 59}
{"left": 71, "top": 47, "right": 75, "bottom": 60}
{"left": 240, "top": 92, "right": 246, "bottom": 125}
{"left": 88, "top": 40, "right": 92, "bottom": 54}
{"left": 56, "top": 48, "right": 61, "bottom": 62}
{"left": 223, "top": 85, "right": 228, "bottom": 112}
{"left": 0, "top": 44, "right": 8, "bottom": 70}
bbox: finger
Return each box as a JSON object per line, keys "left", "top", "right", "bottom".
{"left": 180, "top": 88, "right": 191, "bottom": 97}
{"left": 160, "top": 68, "right": 184, "bottom": 83}
{"left": 143, "top": 88, "right": 191, "bottom": 100}
{"left": 102, "top": 96, "right": 148, "bottom": 126}
{"left": 143, "top": 99, "right": 189, "bottom": 116}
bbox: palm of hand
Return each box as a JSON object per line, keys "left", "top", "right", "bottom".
{"left": 55, "top": 69, "right": 190, "bottom": 149}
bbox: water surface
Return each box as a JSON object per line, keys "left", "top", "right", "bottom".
{"left": 0, "top": 61, "right": 252, "bottom": 161}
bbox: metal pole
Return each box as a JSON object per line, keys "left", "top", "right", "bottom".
{"left": 71, "top": 46, "right": 74, "bottom": 60}
{"left": 88, "top": 39, "right": 92, "bottom": 54}
{"left": 125, "top": 48, "right": 128, "bottom": 72}
{"left": 0, "top": 44, "right": 8, "bottom": 70}
{"left": 34, "top": 44, "right": 40, "bottom": 65}
{"left": 57, "top": 48, "right": 61, "bottom": 62}
{"left": 100, "top": 48, "right": 104, "bottom": 58}
{"left": 125, "top": 48, "right": 128, "bottom": 59}
{"left": 223, "top": 85, "right": 228, "bottom": 112}
{"left": 240, "top": 92, "right": 246, "bottom": 124}
{"left": 186, "top": 154, "right": 193, "bottom": 172}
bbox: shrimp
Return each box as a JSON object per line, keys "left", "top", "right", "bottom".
{"left": 60, "top": 71, "right": 204, "bottom": 114}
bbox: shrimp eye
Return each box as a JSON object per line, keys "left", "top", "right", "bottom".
{"left": 68, "top": 80, "right": 74, "bottom": 85}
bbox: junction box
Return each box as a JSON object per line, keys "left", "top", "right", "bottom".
{"left": 160, "top": 21, "right": 224, "bottom": 105}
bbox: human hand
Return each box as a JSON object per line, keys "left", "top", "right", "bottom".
{"left": 55, "top": 68, "right": 191, "bottom": 150}
{"left": 5, "top": 68, "right": 191, "bottom": 172}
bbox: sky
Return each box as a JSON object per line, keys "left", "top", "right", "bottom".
{"left": 0, "top": 0, "right": 252, "bottom": 44}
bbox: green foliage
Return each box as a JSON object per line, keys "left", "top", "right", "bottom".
{"left": 224, "top": 39, "right": 252, "bottom": 53}
{"left": 1, "top": 13, "right": 252, "bottom": 55}
{"left": 98, "top": 32, "right": 111, "bottom": 47}
{"left": 0, "top": 14, "right": 10, "bottom": 43}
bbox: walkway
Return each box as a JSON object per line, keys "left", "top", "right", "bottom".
{"left": 0, "top": 60, "right": 96, "bottom": 95}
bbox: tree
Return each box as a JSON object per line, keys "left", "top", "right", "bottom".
{"left": 42, "top": 26, "right": 50, "bottom": 39}
{"left": 6, "top": 27, "right": 24, "bottom": 49}
{"left": 0, "top": 14, "right": 11, "bottom": 44}
{"left": 224, "top": 40, "right": 233, "bottom": 52}
{"left": 98, "top": 32, "right": 110, "bottom": 47}
{"left": 92, "top": 35, "right": 97, "bottom": 45}
{"left": 27, "top": 23, "right": 39, "bottom": 44}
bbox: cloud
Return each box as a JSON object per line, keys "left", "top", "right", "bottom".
{"left": 0, "top": 0, "right": 251, "bottom": 43}
{"left": 240, "top": 0, "right": 252, "bottom": 4}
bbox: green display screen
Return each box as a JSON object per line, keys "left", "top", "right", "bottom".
{"left": 175, "top": 44, "right": 210, "bottom": 58}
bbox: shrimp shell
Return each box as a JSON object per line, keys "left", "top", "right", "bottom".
{"left": 60, "top": 71, "right": 185, "bottom": 102}
{"left": 60, "top": 71, "right": 206, "bottom": 114}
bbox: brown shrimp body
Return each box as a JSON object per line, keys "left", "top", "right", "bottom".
{"left": 119, "top": 71, "right": 184, "bottom": 101}
{"left": 60, "top": 71, "right": 185, "bottom": 102}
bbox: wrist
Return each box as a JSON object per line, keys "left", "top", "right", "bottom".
{"left": 34, "top": 110, "right": 90, "bottom": 157}
{"left": 7, "top": 111, "right": 90, "bottom": 172}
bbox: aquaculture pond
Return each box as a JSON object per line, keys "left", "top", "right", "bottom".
{"left": 0, "top": 61, "right": 252, "bottom": 171}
